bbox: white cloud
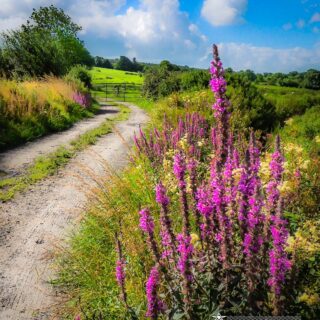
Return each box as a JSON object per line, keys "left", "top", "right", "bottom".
{"left": 0, "top": 0, "right": 63, "bottom": 31}
{"left": 0, "top": 0, "right": 208, "bottom": 66}
{"left": 69, "top": 0, "right": 208, "bottom": 65}
{"left": 211, "top": 42, "right": 320, "bottom": 72}
{"left": 201, "top": 0, "right": 247, "bottom": 26}
{"left": 310, "top": 12, "right": 320, "bottom": 23}
{"left": 282, "top": 23, "right": 293, "bottom": 31}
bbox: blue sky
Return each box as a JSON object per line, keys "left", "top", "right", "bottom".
{"left": 0, "top": 0, "right": 319, "bottom": 72}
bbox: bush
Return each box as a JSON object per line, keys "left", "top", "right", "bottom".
{"left": 65, "top": 65, "right": 92, "bottom": 89}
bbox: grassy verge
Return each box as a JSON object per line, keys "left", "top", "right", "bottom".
{"left": 0, "top": 77, "right": 98, "bottom": 151}
{"left": 53, "top": 160, "right": 155, "bottom": 319}
{"left": 0, "top": 103, "right": 130, "bottom": 202}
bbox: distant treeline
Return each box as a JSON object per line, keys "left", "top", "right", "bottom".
{"left": 228, "top": 68, "right": 320, "bottom": 90}
{"left": 93, "top": 56, "right": 192, "bottom": 73}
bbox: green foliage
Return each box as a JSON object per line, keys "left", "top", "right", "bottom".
{"left": 180, "top": 70, "right": 210, "bottom": 91}
{"left": 226, "top": 73, "right": 276, "bottom": 132}
{"left": 302, "top": 69, "right": 320, "bottom": 90}
{"left": 258, "top": 85, "right": 320, "bottom": 122}
{"left": 94, "top": 56, "right": 113, "bottom": 69}
{"left": 0, "top": 5, "right": 94, "bottom": 77}
{"left": 115, "top": 56, "right": 143, "bottom": 72}
{"left": 255, "top": 69, "right": 320, "bottom": 90}
{"left": 279, "top": 106, "right": 320, "bottom": 155}
{"left": 142, "top": 68, "right": 209, "bottom": 100}
{"left": 66, "top": 65, "right": 92, "bottom": 89}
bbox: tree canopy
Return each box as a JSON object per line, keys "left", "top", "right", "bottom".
{"left": 0, "top": 5, "right": 94, "bottom": 77}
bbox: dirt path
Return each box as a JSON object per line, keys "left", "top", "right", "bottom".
{"left": 0, "top": 101, "right": 148, "bottom": 320}
{"left": 0, "top": 104, "right": 119, "bottom": 176}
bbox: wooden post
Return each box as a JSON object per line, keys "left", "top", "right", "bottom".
{"left": 105, "top": 83, "right": 108, "bottom": 101}
{"left": 123, "top": 83, "right": 126, "bottom": 102}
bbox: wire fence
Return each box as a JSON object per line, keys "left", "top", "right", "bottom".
{"left": 92, "top": 82, "right": 143, "bottom": 102}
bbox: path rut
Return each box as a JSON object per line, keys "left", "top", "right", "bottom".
{"left": 0, "top": 101, "right": 148, "bottom": 320}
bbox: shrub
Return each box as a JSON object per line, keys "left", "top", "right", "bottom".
{"left": 66, "top": 65, "right": 92, "bottom": 89}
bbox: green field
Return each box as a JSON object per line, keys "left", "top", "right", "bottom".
{"left": 90, "top": 67, "right": 155, "bottom": 112}
{"left": 90, "top": 67, "right": 144, "bottom": 84}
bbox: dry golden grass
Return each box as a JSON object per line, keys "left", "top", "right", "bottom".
{"left": 0, "top": 76, "right": 77, "bottom": 118}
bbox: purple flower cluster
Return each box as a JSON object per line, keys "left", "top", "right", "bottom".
{"left": 139, "top": 208, "right": 155, "bottom": 234}
{"left": 146, "top": 266, "right": 164, "bottom": 319}
{"left": 134, "top": 113, "right": 209, "bottom": 166}
{"left": 116, "top": 44, "right": 293, "bottom": 317}
{"left": 73, "top": 92, "right": 91, "bottom": 108}
{"left": 116, "top": 259, "right": 126, "bottom": 288}
{"left": 156, "top": 183, "right": 176, "bottom": 259}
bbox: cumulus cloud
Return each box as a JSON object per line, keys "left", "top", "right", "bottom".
{"left": 210, "top": 42, "right": 320, "bottom": 72}
{"left": 69, "top": 0, "right": 208, "bottom": 65}
{"left": 0, "top": 0, "right": 208, "bottom": 66}
{"left": 0, "top": 0, "right": 61, "bottom": 31}
{"left": 201, "top": 0, "right": 247, "bottom": 26}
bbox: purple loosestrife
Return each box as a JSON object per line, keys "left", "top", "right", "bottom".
{"left": 187, "top": 158, "right": 203, "bottom": 239}
{"left": 210, "top": 45, "right": 230, "bottom": 166}
{"left": 267, "top": 136, "right": 284, "bottom": 211}
{"left": 139, "top": 208, "right": 161, "bottom": 264}
{"left": 211, "top": 160, "right": 230, "bottom": 268}
{"left": 115, "top": 234, "right": 128, "bottom": 307}
{"left": 268, "top": 201, "right": 291, "bottom": 315}
{"left": 173, "top": 152, "right": 190, "bottom": 236}
{"left": 155, "top": 182, "right": 176, "bottom": 259}
{"left": 73, "top": 92, "right": 91, "bottom": 108}
{"left": 197, "top": 185, "right": 215, "bottom": 243}
{"left": 238, "top": 151, "right": 252, "bottom": 237}
{"left": 265, "top": 137, "right": 291, "bottom": 314}
{"left": 177, "top": 233, "right": 194, "bottom": 315}
{"left": 146, "top": 265, "right": 164, "bottom": 319}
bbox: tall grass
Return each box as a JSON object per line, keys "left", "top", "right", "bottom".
{"left": 0, "top": 77, "right": 97, "bottom": 150}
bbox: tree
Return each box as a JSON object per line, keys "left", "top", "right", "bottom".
{"left": 159, "top": 60, "right": 180, "bottom": 72}
{"left": 30, "top": 5, "right": 81, "bottom": 38}
{"left": 0, "top": 5, "right": 94, "bottom": 77}
{"left": 115, "top": 56, "right": 135, "bottom": 71}
{"left": 132, "top": 57, "right": 143, "bottom": 72}
{"left": 95, "top": 56, "right": 113, "bottom": 69}
{"left": 302, "top": 69, "right": 320, "bottom": 90}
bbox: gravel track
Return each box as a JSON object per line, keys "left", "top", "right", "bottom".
{"left": 0, "top": 101, "right": 148, "bottom": 319}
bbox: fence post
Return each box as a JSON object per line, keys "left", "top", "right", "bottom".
{"left": 123, "top": 82, "right": 126, "bottom": 102}
{"left": 105, "top": 83, "right": 108, "bottom": 101}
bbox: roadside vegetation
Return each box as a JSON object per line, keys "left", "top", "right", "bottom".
{"left": 0, "top": 7, "right": 97, "bottom": 151}
{"left": 0, "top": 103, "right": 130, "bottom": 202}
{"left": 55, "top": 48, "right": 320, "bottom": 319}
{"left": 0, "top": 74, "right": 95, "bottom": 151}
